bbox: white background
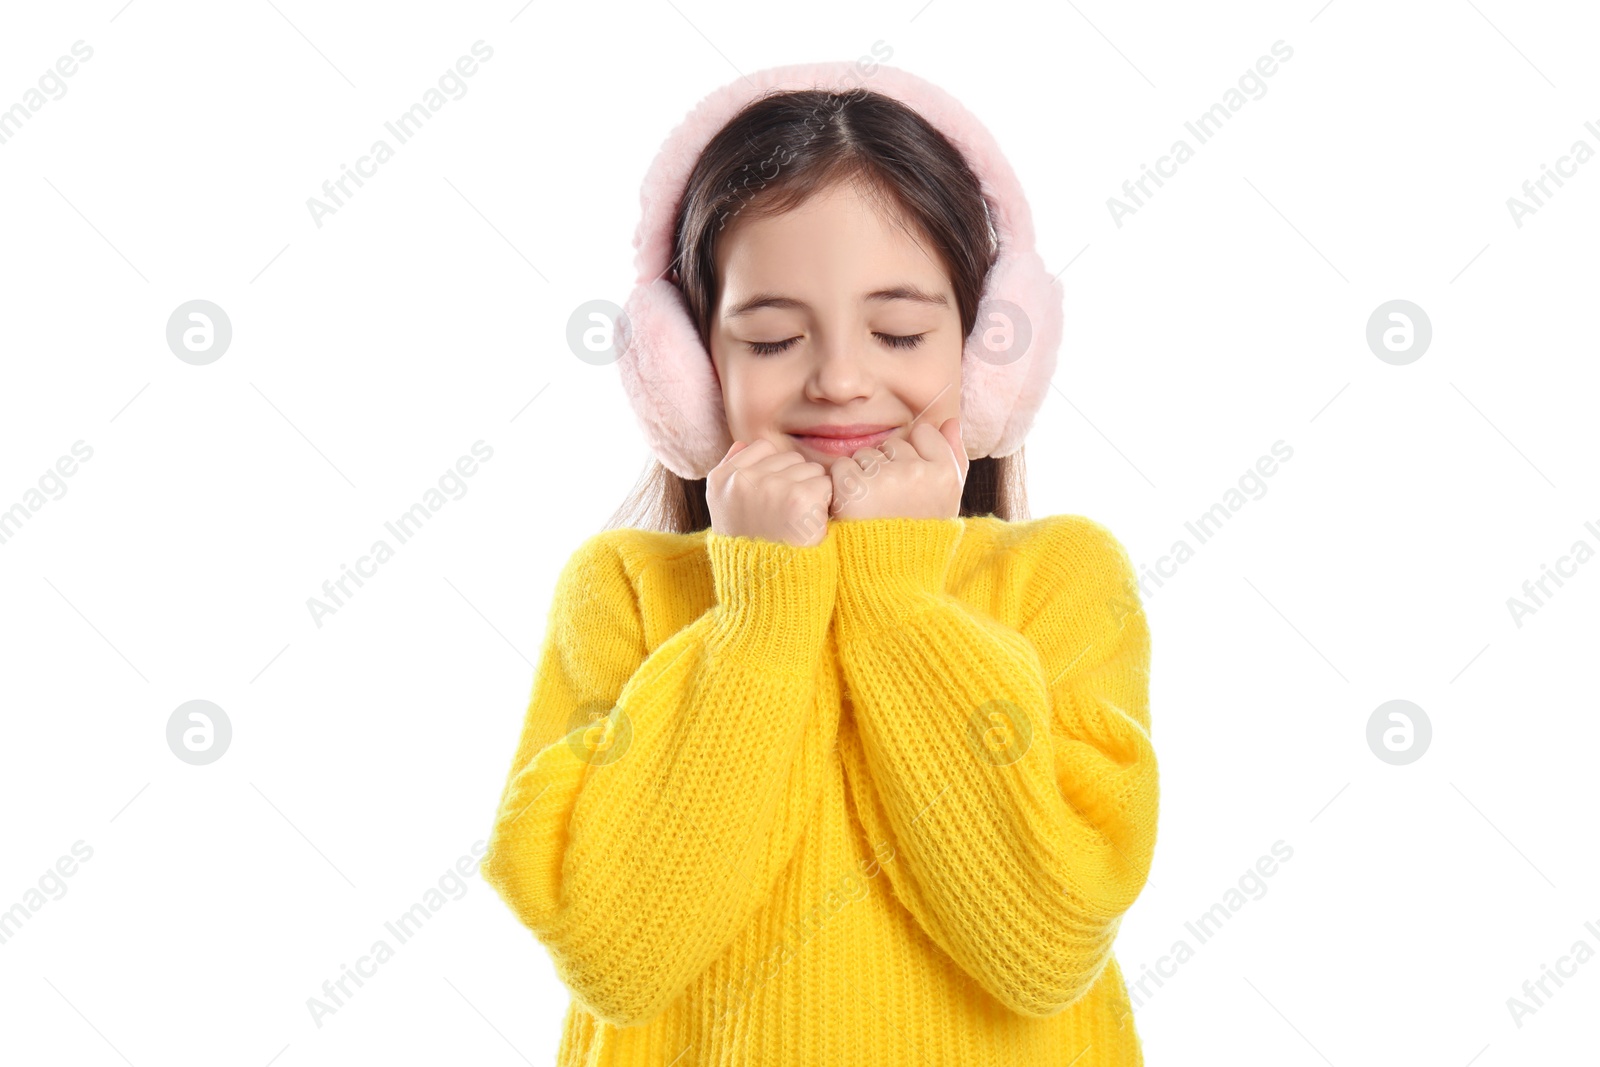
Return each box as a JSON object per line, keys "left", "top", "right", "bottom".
{"left": 1, "top": 1, "right": 1596, "bottom": 1064}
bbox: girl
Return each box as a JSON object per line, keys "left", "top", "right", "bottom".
{"left": 481, "top": 60, "right": 1158, "bottom": 1066}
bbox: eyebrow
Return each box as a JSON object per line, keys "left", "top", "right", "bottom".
{"left": 725, "top": 285, "right": 950, "bottom": 319}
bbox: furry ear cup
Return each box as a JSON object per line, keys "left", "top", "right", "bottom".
{"left": 958, "top": 241, "right": 1064, "bottom": 463}
{"left": 617, "top": 277, "right": 733, "bottom": 480}
{"left": 616, "top": 61, "right": 1062, "bottom": 481}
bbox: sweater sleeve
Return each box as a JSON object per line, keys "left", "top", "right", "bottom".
{"left": 831, "top": 514, "right": 1157, "bottom": 1018}
{"left": 479, "top": 527, "right": 841, "bottom": 1029}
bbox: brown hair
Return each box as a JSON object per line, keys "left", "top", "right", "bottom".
{"left": 605, "top": 86, "right": 1029, "bottom": 534}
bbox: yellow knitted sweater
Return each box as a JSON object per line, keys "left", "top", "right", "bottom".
{"left": 480, "top": 514, "right": 1157, "bottom": 1065}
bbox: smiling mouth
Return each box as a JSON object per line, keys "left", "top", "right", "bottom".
{"left": 788, "top": 428, "right": 897, "bottom": 455}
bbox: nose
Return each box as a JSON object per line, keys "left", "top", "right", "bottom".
{"left": 804, "top": 329, "right": 872, "bottom": 404}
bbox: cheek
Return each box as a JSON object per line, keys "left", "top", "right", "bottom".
{"left": 931, "top": 335, "right": 965, "bottom": 419}
{"left": 719, "top": 360, "right": 787, "bottom": 435}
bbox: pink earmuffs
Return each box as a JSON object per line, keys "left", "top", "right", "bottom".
{"left": 614, "top": 60, "right": 1062, "bottom": 481}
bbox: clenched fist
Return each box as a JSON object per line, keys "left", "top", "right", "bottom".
{"left": 707, "top": 439, "right": 833, "bottom": 547}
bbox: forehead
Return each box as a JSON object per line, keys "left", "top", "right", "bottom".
{"left": 714, "top": 181, "right": 948, "bottom": 301}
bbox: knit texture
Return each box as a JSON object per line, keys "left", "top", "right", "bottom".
{"left": 480, "top": 514, "right": 1158, "bottom": 1065}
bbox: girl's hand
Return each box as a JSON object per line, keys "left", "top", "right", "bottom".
{"left": 707, "top": 438, "right": 834, "bottom": 547}
{"left": 827, "top": 418, "right": 968, "bottom": 521}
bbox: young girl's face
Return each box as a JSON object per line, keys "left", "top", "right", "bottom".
{"left": 709, "top": 179, "right": 963, "bottom": 466}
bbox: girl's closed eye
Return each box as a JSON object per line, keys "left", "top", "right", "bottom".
{"left": 745, "top": 332, "right": 927, "bottom": 356}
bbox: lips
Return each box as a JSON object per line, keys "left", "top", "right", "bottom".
{"left": 788, "top": 426, "right": 897, "bottom": 456}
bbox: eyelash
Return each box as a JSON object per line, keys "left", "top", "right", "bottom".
{"left": 746, "top": 333, "right": 926, "bottom": 356}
